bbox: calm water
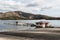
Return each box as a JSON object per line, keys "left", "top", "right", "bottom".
{"left": 0, "top": 20, "right": 60, "bottom": 31}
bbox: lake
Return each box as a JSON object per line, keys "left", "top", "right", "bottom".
{"left": 0, "top": 20, "right": 60, "bottom": 31}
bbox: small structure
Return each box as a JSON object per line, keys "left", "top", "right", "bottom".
{"left": 36, "top": 21, "right": 49, "bottom": 28}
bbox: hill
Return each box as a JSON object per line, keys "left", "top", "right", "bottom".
{"left": 0, "top": 11, "right": 60, "bottom": 20}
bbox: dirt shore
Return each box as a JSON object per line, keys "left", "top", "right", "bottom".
{"left": 0, "top": 28, "right": 60, "bottom": 40}
{"left": 0, "top": 34, "right": 36, "bottom": 40}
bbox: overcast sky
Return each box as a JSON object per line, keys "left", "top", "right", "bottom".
{"left": 0, "top": 0, "right": 60, "bottom": 17}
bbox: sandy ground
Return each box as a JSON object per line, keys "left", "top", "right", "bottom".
{"left": 0, "top": 33, "right": 60, "bottom": 40}
{"left": 0, "top": 28, "right": 60, "bottom": 40}
{"left": 0, "top": 34, "right": 36, "bottom": 40}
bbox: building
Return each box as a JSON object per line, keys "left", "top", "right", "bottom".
{"left": 36, "top": 21, "right": 49, "bottom": 28}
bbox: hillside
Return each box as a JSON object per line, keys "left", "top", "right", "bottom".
{"left": 0, "top": 11, "right": 60, "bottom": 20}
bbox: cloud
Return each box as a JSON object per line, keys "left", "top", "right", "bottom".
{"left": 0, "top": 0, "right": 60, "bottom": 17}
{"left": 0, "top": 0, "right": 26, "bottom": 12}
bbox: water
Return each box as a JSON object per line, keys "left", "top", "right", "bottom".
{"left": 0, "top": 20, "right": 60, "bottom": 31}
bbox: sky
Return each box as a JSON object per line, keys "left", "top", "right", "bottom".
{"left": 0, "top": 0, "right": 60, "bottom": 17}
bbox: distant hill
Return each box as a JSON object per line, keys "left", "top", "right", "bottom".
{"left": 0, "top": 11, "right": 60, "bottom": 20}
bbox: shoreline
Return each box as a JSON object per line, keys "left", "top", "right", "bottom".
{"left": 0, "top": 28, "right": 60, "bottom": 40}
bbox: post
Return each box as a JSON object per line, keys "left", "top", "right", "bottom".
{"left": 16, "top": 21, "right": 18, "bottom": 25}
